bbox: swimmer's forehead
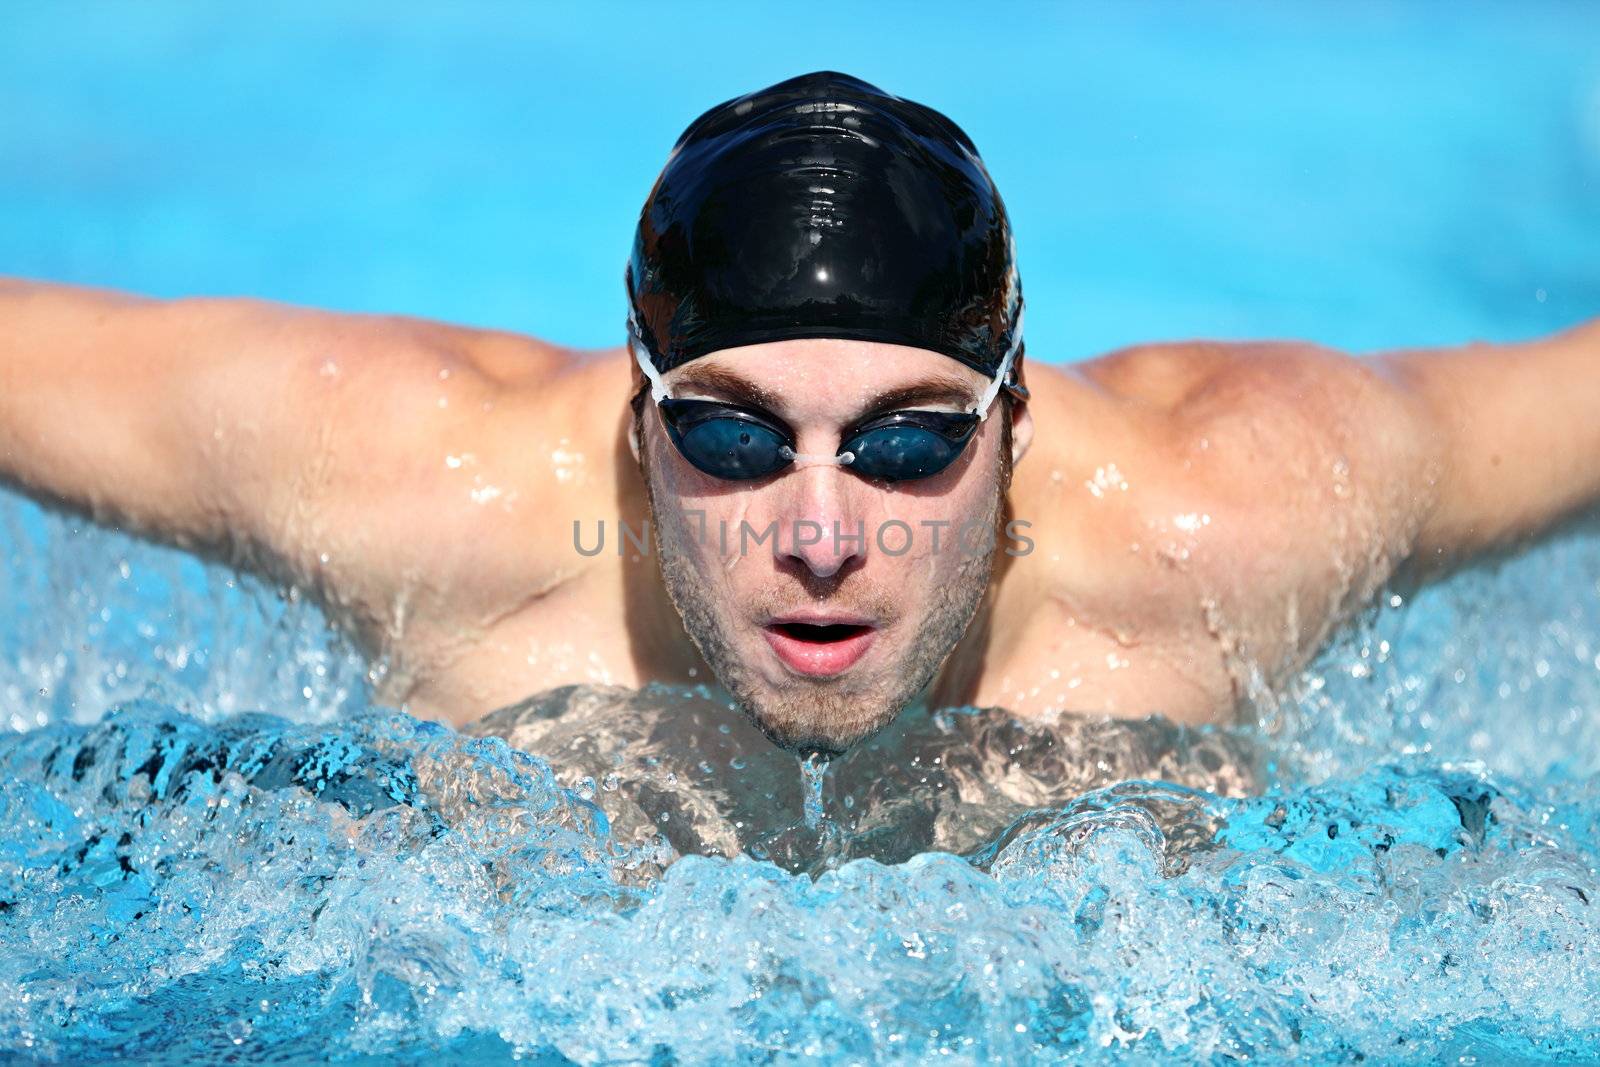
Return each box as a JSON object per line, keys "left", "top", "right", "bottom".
{"left": 661, "top": 339, "right": 985, "bottom": 418}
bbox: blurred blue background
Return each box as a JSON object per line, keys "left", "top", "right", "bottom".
{"left": 1, "top": 1, "right": 1596, "bottom": 362}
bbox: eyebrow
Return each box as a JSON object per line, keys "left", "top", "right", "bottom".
{"left": 862, "top": 375, "right": 981, "bottom": 415}
{"left": 670, "top": 366, "right": 981, "bottom": 420}
{"left": 670, "top": 366, "right": 786, "bottom": 411}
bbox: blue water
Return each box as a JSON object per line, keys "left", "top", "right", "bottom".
{"left": 3, "top": 3, "right": 1600, "bottom": 1064}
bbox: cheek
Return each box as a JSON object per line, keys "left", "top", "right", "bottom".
{"left": 647, "top": 445, "right": 771, "bottom": 585}
{"left": 866, "top": 439, "right": 1003, "bottom": 551}
{"left": 859, "top": 497, "right": 998, "bottom": 608}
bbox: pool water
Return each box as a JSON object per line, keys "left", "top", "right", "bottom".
{"left": 4, "top": 508, "right": 1600, "bottom": 1063}
{"left": 4, "top": 3, "right": 1600, "bottom": 1064}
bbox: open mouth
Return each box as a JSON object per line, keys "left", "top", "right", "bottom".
{"left": 772, "top": 622, "right": 871, "bottom": 643}
{"left": 762, "top": 620, "right": 877, "bottom": 677}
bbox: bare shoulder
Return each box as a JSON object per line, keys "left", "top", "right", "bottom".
{"left": 1050, "top": 339, "right": 1432, "bottom": 510}
{"left": 1077, "top": 337, "right": 1416, "bottom": 439}
{"left": 222, "top": 304, "right": 636, "bottom": 646}
{"left": 232, "top": 301, "right": 573, "bottom": 403}
{"left": 990, "top": 340, "right": 1437, "bottom": 720}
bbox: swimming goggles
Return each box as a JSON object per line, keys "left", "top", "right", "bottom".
{"left": 628, "top": 314, "right": 1026, "bottom": 484}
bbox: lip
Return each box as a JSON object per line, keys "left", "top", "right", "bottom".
{"left": 762, "top": 616, "right": 878, "bottom": 678}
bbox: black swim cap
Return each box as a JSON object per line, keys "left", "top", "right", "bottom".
{"left": 626, "top": 71, "right": 1025, "bottom": 392}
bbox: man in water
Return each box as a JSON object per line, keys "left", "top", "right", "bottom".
{"left": 2, "top": 72, "right": 1597, "bottom": 755}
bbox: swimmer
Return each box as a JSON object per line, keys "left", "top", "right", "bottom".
{"left": 2, "top": 71, "right": 1598, "bottom": 755}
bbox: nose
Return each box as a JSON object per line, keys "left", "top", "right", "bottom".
{"left": 772, "top": 464, "right": 867, "bottom": 579}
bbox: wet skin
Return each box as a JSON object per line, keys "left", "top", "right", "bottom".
{"left": 2, "top": 278, "right": 1599, "bottom": 746}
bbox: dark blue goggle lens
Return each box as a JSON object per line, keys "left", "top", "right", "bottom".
{"left": 658, "top": 399, "right": 981, "bottom": 483}
{"left": 842, "top": 412, "right": 979, "bottom": 482}
{"left": 659, "top": 399, "right": 792, "bottom": 479}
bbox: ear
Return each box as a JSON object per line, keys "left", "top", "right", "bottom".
{"left": 627, "top": 362, "right": 647, "bottom": 463}
{"left": 1009, "top": 395, "right": 1034, "bottom": 468}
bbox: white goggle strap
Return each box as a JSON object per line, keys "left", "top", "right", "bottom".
{"left": 632, "top": 304, "right": 1023, "bottom": 426}
{"left": 631, "top": 312, "right": 852, "bottom": 466}
{"left": 972, "top": 307, "right": 1025, "bottom": 422}
{"left": 627, "top": 309, "right": 671, "bottom": 403}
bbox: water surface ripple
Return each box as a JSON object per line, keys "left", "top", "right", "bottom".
{"left": 3, "top": 503, "right": 1600, "bottom": 1063}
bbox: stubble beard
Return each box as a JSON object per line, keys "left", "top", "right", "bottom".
{"left": 638, "top": 416, "right": 1007, "bottom": 755}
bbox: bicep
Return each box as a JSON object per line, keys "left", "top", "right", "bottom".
{"left": 110, "top": 296, "right": 480, "bottom": 567}
{"left": 222, "top": 318, "right": 597, "bottom": 653}
{"left": 205, "top": 309, "right": 504, "bottom": 623}
{"left": 1376, "top": 320, "right": 1600, "bottom": 561}
{"left": 0, "top": 283, "right": 278, "bottom": 546}
{"left": 0, "top": 283, "right": 471, "bottom": 572}
{"left": 0, "top": 278, "right": 591, "bottom": 660}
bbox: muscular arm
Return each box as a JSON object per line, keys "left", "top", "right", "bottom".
{"left": 1183, "top": 320, "right": 1600, "bottom": 678}
{"left": 1376, "top": 318, "right": 1600, "bottom": 563}
{"left": 999, "top": 319, "right": 1599, "bottom": 725}
{"left": 1165, "top": 317, "right": 1600, "bottom": 598}
{"left": 0, "top": 277, "right": 585, "bottom": 651}
{"left": 0, "top": 278, "right": 247, "bottom": 544}
{"left": 0, "top": 278, "right": 433, "bottom": 544}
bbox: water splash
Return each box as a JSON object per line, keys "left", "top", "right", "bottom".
{"left": 799, "top": 751, "right": 829, "bottom": 831}
{"left": 0, "top": 498, "right": 371, "bottom": 732}
{"left": 3, "top": 702, "right": 1597, "bottom": 1063}
{"left": 3, "top": 490, "right": 1600, "bottom": 1062}
{"left": 465, "top": 683, "right": 1257, "bottom": 877}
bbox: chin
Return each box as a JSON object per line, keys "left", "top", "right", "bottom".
{"left": 733, "top": 679, "right": 907, "bottom": 757}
